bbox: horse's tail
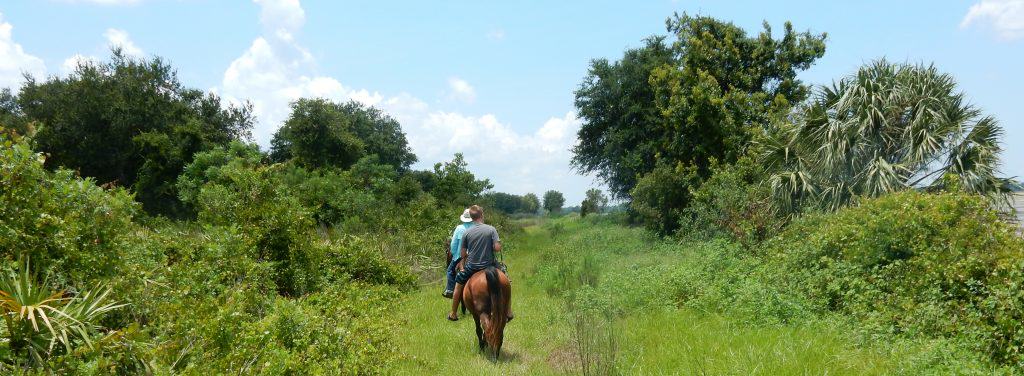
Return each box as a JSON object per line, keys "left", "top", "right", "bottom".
{"left": 484, "top": 266, "right": 502, "bottom": 318}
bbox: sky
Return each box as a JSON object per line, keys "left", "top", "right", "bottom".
{"left": 0, "top": 0, "right": 1021, "bottom": 204}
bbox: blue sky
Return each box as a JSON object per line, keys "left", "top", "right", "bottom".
{"left": 0, "top": 0, "right": 1021, "bottom": 204}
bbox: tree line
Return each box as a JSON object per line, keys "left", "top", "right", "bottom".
{"left": 572, "top": 13, "right": 1011, "bottom": 235}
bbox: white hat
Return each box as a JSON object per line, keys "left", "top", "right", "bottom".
{"left": 459, "top": 208, "right": 473, "bottom": 223}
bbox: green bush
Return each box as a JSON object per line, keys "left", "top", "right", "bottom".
{"left": 764, "top": 191, "right": 1024, "bottom": 366}
{"left": 0, "top": 137, "right": 138, "bottom": 286}
{"left": 678, "top": 157, "right": 783, "bottom": 246}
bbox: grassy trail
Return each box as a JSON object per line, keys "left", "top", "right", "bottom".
{"left": 392, "top": 220, "right": 896, "bottom": 375}
{"left": 392, "top": 225, "right": 569, "bottom": 375}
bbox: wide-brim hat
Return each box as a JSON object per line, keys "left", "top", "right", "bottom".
{"left": 459, "top": 208, "right": 473, "bottom": 223}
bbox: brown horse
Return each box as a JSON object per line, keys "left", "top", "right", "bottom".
{"left": 462, "top": 266, "right": 511, "bottom": 359}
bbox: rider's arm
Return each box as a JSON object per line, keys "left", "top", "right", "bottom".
{"left": 460, "top": 240, "right": 469, "bottom": 260}
{"left": 492, "top": 227, "right": 502, "bottom": 252}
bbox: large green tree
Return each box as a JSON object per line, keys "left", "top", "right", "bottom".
{"left": 761, "top": 60, "right": 1009, "bottom": 213}
{"left": 573, "top": 14, "right": 826, "bottom": 234}
{"left": 18, "top": 50, "right": 253, "bottom": 216}
{"left": 521, "top": 193, "right": 541, "bottom": 215}
{"left": 580, "top": 188, "right": 609, "bottom": 217}
{"left": 429, "top": 153, "right": 492, "bottom": 206}
{"left": 543, "top": 190, "right": 565, "bottom": 214}
{"left": 270, "top": 98, "right": 416, "bottom": 171}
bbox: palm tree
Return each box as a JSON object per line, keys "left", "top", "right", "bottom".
{"left": 760, "top": 60, "right": 1008, "bottom": 213}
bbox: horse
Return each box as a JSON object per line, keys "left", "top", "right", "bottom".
{"left": 461, "top": 265, "right": 511, "bottom": 359}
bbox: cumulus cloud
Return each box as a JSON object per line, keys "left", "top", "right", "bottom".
{"left": 219, "top": 0, "right": 597, "bottom": 200}
{"left": 254, "top": 0, "right": 304, "bottom": 38}
{"left": 104, "top": 28, "right": 144, "bottom": 57}
{"left": 220, "top": 0, "right": 382, "bottom": 145}
{"left": 61, "top": 53, "right": 98, "bottom": 75}
{"left": 0, "top": 13, "right": 46, "bottom": 89}
{"left": 961, "top": 0, "right": 1024, "bottom": 40}
{"left": 447, "top": 77, "right": 476, "bottom": 103}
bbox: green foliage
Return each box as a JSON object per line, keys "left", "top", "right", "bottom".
{"left": 543, "top": 190, "right": 566, "bottom": 214}
{"left": 428, "top": 153, "right": 492, "bottom": 206}
{"left": 678, "top": 157, "right": 783, "bottom": 245}
{"left": 572, "top": 36, "right": 673, "bottom": 200}
{"left": 19, "top": 50, "right": 253, "bottom": 216}
{"left": 629, "top": 163, "right": 699, "bottom": 235}
{"left": 0, "top": 258, "right": 123, "bottom": 371}
{"left": 764, "top": 191, "right": 1024, "bottom": 366}
{"left": 580, "top": 189, "right": 608, "bottom": 217}
{"left": 129, "top": 226, "right": 407, "bottom": 374}
{"left": 271, "top": 98, "right": 415, "bottom": 171}
{"left": 573, "top": 14, "right": 826, "bottom": 211}
{"left": 481, "top": 191, "right": 542, "bottom": 215}
{"left": 176, "top": 140, "right": 264, "bottom": 212}
{"left": 761, "top": 60, "right": 1009, "bottom": 213}
{"left": 0, "top": 138, "right": 138, "bottom": 287}
{"left": 0, "top": 89, "right": 31, "bottom": 138}
{"left": 521, "top": 193, "right": 541, "bottom": 215}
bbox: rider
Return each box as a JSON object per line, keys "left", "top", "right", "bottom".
{"left": 448, "top": 205, "right": 512, "bottom": 322}
{"left": 443, "top": 208, "right": 475, "bottom": 298}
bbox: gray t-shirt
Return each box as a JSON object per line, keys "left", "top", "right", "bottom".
{"left": 462, "top": 224, "right": 500, "bottom": 269}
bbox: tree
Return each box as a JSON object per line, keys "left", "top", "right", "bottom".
{"left": 483, "top": 192, "right": 526, "bottom": 214}
{"left": 0, "top": 88, "right": 31, "bottom": 137}
{"left": 521, "top": 193, "right": 540, "bottom": 215}
{"left": 573, "top": 14, "right": 826, "bottom": 234}
{"left": 430, "top": 153, "right": 492, "bottom": 205}
{"left": 761, "top": 60, "right": 1009, "bottom": 213}
{"left": 18, "top": 50, "right": 253, "bottom": 216}
{"left": 572, "top": 36, "right": 673, "bottom": 200}
{"left": 543, "top": 190, "right": 565, "bottom": 214}
{"left": 630, "top": 163, "right": 699, "bottom": 235}
{"left": 580, "top": 189, "right": 609, "bottom": 217}
{"left": 270, "top": 98, "right": 415, "bottom": 171}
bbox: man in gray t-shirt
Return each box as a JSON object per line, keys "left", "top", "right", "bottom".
{"left": 448, "top": 204, "right": 504, "bottom": 321}
{"left": 461, "top": 223, "right": 500, "bottom": 270}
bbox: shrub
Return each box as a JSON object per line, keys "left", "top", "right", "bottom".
{"left": 0, "top": 137, "right": 138, "bottom": 286}
{"left": 678, "top": 157, "right": 783, "bottom": 246}
{"left": 763, "top": 191, "right": 1024, "bottom": 366}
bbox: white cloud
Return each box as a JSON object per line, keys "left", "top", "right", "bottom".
{"left": 961, "top": 0, "right": 1024, "bottom": 40}
{"left": 61, "top": 54, "right": 98, "bottom": 75}
{"left": 486, "top": 29, "right": 505, "bottom": 41}
{"left": 254, "top": 0, "right": 305, "bottom": 39}
{"left": 447, "top": 77, "right": 476, "bottom": 103}
{"left": 220, "top": 1, "right": 382, "bottom": 145}
{"left": 104, "top": 28, "right": 144, "bottom": 57}
{"left": 0, "top": 13, "right": 46, "bottom": 89}
{"left": 219, "top": 0, "right": 598, "bottom": 201}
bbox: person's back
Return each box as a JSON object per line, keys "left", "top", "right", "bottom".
{"left": 462, "top": 224, "right": 499, "bottom": 270}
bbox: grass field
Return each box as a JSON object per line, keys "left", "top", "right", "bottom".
{"left": 392, "top": 218, "right": 913, "bottom": 375}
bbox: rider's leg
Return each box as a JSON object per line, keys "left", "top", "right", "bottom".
{"left": 449, "top": 282, "right": 464, "bottom": 320}
{"left": 443, "top": 259, "right": 457, "bottom": 297}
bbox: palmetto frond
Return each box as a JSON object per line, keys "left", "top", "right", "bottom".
{"left": 763, "top": 60, "right": 1007, "bottom": 213}
{"left": 0, "top": 257, "right": 124, "bottom": 366}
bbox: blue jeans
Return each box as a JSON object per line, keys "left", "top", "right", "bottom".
{"left": 445, "top": 258, "right": 459, "bottom": 292}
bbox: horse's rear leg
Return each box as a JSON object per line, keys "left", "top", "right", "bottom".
{"left": 474, "top": 317, "right": 485, "bottom": 351}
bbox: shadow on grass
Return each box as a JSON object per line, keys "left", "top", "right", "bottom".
{"left": 486, "top": 349, "right": 522, "bottom": 364}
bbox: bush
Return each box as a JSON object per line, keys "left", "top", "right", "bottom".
{"left": 764, "top": 191, "right": 1024, "bottom": 366}
{"left": 678, "top": 157, "right": 783, "bottom": 246}
{"left": 0, "top": 137, "right": 138, "bottom": 286}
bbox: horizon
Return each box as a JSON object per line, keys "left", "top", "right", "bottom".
{"left": 1, "top": 0, "right": 1021, "bottom": 204}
